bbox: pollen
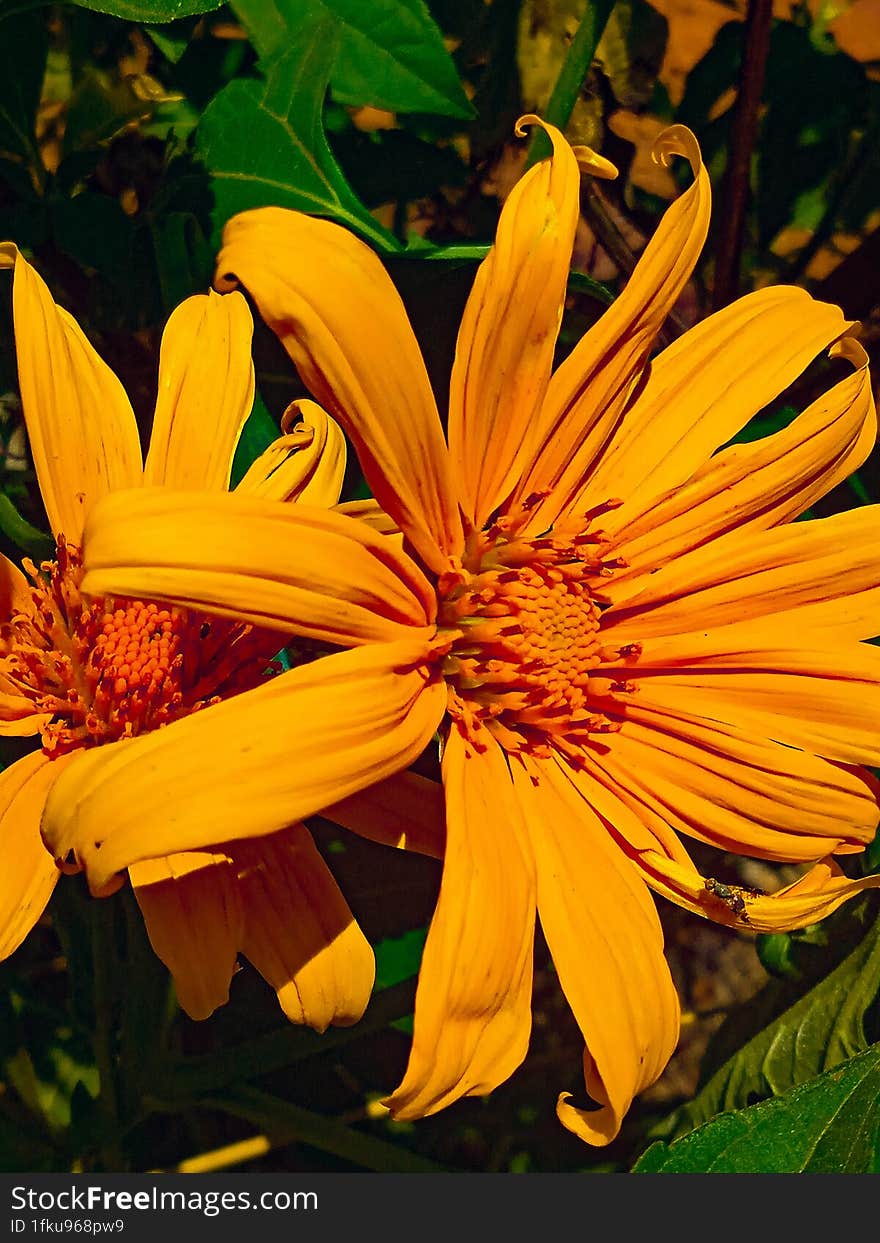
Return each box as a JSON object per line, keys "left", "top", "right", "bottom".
{"left": 437, "top": 506, "right": 637, "bottom": 759}
{"left": 0, "top": 538, "right": 278, "bottom": 757}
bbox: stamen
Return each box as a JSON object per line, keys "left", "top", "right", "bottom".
{"left": 438, "top": 506, "right": 640, "bottom": 755}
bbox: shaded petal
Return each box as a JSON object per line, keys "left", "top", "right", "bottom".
{"left": 630, "top": 850, "right": 880, "bottom": 935}
{"left": 605, "top": 627, "right": 880, "bottom": 770}
{"left": 1, "top": 552, "right": 32, "bottom": 617}
{"left": 602, "top": 339, "right": 875, "bottom": 604}
{"left": 447, "top": 117, "right": 581, "bottom": 528}
{"left": 80, "top": 489, "right": 437, "bottom": 647}
{"left": 604, "top": 505, "right": 880, "bottom": 642}
{"left": 0, "top": 243, "right": 142, "bottom": 542}
{"left": 215, "top": 209, "right": 462, "bottom": 570}
{"left": 130, "top": 850, "right": 242, "bottom": 1021}
{"left": 42, "top": 640, "right": 446, "bottom": 896}
{"left": 235, "top": 400, "right": 346, "bottom": 506}
{"left": 0, "top": 750, "right": 69, "bottom": 959}
{"left": 143, "top": 290, "right": 255, "bottom": 492}
{"left": 386, "top": 729, "right": 535, "bottom": 1119}
{"left": 324, "top": 770, "right": 445, "bottom": 859}
{"left": 581, "top": 698, "right": 878, "bottom": 861}
{"left": 510, "top": 127, "right": 710, "bottom": 534}
{"left": 333, "top": 498, "right": 400, "bottom": 536}
{"left": 231, "top": 823, "right": 374, "bottom": 1031}
{"left": 510, "top": 753, "right": 679, "bottom": 1146}
{"left": 575, "top": 287, "right": 852, "bottom": 518}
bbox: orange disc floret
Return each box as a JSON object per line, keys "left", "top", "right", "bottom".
{"left": 0, "top": 537, "right": 279, "bottom": 757}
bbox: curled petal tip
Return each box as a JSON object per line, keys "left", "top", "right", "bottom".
{"left": 213, "top": 270, "right": 239, "bottom": 294}
{"left": 651, "top": 123, "right": 702, "bottom": 171}
{"left": 514, "top": 111, "right": 543, "bottom": 138}
{"left": 830, "top": 336, "right": 869, "bottom": 368}
{"left": 0, "top": 240, "right": 17, "bottom": 270}
{"left": 572, "top": 145, "right": 619, "bottom": 181}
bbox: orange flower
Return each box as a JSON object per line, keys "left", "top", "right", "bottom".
{"left": 0, "top": 242, "right": 381, "bottom": 1030}
{"left": 39, "top": 120, "right": 880, "bottom": 1144}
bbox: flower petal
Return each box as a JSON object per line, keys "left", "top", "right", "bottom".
{"left": 143, "top": 289, "right": 255, "bottom": 492}
{"left": 602, "top": 338, "right": 875, "bottom": 604}
{"left": 215, "top": 209, "right": 462, "bottom": 570}
{"left": 510, "top": 753, "right": 679, "bottom": 1146}
{"left": 80, "top": 489, "right": 437, "bottom": 647}
{"left": 0, "top": 750, "right": 69, "bottom": 959}
{"left": 231, "top": 823, "right": 374, "bottom": 1031}
{"left": 630, "top": 850, "right": 880, "bottom": 935}
{"left": 324, "top": 770, "right": 445, "bottom": 859}
{"left": 235, "top": 400, "right": 346, "bottom": 506}
{"left": 333, "top": 498, "right": 400, "bottom": 535}
{"left": 0, "top": 243, "right": 142, "bottom": 542}
{"left": 604, "top": 504, "right": 880, "bottom": 642}
{"left": 510, "top": 126, "right": 710, "bottom": 534}
{"left": 130, "top": 850, "right": 242, "bottom": 1021}
{"left": 575, "top": 287, "right": 852, "bottom": 518}
{"left": 607, "top": 626, "right": 880, "bottom": 769}
{"left": 582, "top": 698, "right": 878, "bottom": 861}
{"left": 42, "top": 640, "right": 446, "bottom": 896}
{"left": 447, "top": 117, "right": 581, "bottom": 528}
{"left": 386, "top": 729, "right": 536, "bottom": 1119}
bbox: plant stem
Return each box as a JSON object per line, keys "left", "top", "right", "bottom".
{"left": 711, "top": 0, "right": 774, "bottom": 309}
{"left": 91, "top": 899, "right": 123, "bottom": 1170}
{"left": 525, "top": 0, "right": 617, "bottom": 169}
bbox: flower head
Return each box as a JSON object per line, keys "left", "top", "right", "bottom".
{"left": 0, "top": 243, "right": 377, "bottom": 1031}
{"left": 39, "top": 121, "right": 880, "bottom": 1143}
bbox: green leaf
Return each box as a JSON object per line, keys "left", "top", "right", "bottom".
{"left": 374, "top": 927, "right": 427, "bottom": 990}
{"left": 0, "top": 11, "right": 48, "bottom": 167}
{"left": 0, "top": 493, "right": 53, "bottom": 560}
{"left": 633, "top": 1045, "right": 880, "bottom": 1173}
{"left": 670, "top": 903, "right": 880, "bottom": 1136}
{"left": 47, "top": 1, "right": 223, "bottom": 19}
{"left": 52, "top": 192, "right": 134, "bottom": 280}
{"left": 230, "top": 0, "right": 473, "bottom": 118}
{"left": 195, "top": 20, "right": 399, "bottom": 252}
{"left": 229, "top": 390, "right": 276, "bottom": 488}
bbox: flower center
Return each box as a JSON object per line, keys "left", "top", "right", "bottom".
{"left": 437, "top": 504, "right": 636, "bottom": 759}
{"left": 1, "top": 539, "right": 278, "bottom": 757}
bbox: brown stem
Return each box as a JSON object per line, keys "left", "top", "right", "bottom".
{"left": 711, "top": 0, "right": 774, "bottom": 310}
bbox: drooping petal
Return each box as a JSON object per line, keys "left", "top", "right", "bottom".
{"left": 231, "top": 823, "right": 375, "bottom": 1031}
{"left": 79, "top": 489, "right": 437, "bottom": 647}
{"left": 603, "top": 505, "right": 880, "bottom": 642}
{"left": 130, "top": 850, "right": 243, "bottom": 1021}
{"left": 0, "top": 243, "right": 142, "bottom": 542}
{"left": 630, "top": 850, "right": 880, "bottom": 935}
{"left": 601, "top": 339, "right": 875, "bottom": 604}
{"left": 581, "top": 698, "right": 878, "bottom": 861}
{"left": 386, "top": 729, "right": 536, "bottom": 1119}
{"left": 574, "top": 286, "right": 852, "bottom": 518}
{"left": 604, "top": 626, "right": 880, "bottom": 770}
{"left": 42, "top": 640, "right": 446, "bottom": 896}
{"left": 510, "top": 126, "right": 710, "bottom": 534}
{"left": 446, "top": 117, "right": 582, "bottom": 528}
{"left": 0, "top": 750, "right": 70, "bottom": 959}
{"left": 215, "top": 209, "right": 462, "bottom": 570}
{"left": 235, "top": 400, "right": 346, "bottom": 506}
{"left": 510, "top": 753, "right": 679, "bottom": 1147}
{"left": 143, "top": 290, "right": 255, "bottom": 492}
{"left": 324, "top": 769, "right": 445, "bottom": 858}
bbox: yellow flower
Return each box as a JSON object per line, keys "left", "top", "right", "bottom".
{"left": 39, "top": 120, "right": 880, "bottom": 1144}
{"left": 0, "top": 242, "right": 379, "bottom": 1030}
